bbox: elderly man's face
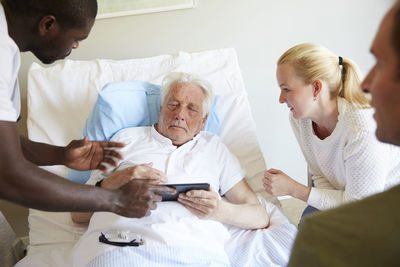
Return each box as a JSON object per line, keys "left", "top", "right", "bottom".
{"left": 362, "top": 3, "right": 400, "bottom": 146}
{"left": 157, "top": 82, "right": 207, "bottom": 146}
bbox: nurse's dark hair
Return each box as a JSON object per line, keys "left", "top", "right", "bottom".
{"left": 2, "top": 0, "right": 97, "bottom": 28}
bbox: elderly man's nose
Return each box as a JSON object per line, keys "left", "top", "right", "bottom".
{"left": 174, "top": 107, "right": 186, "bottom": 120}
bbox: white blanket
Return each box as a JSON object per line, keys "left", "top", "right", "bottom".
{"left": 16, "top": 198, "right": 297, "bottom": 267}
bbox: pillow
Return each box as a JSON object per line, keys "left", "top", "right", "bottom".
{"left": 66, "top": 80, "right": 220, "bottom": 184}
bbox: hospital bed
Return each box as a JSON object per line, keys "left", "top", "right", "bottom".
{"left": 13, "top": 48, "right": 301, "bottom": 266}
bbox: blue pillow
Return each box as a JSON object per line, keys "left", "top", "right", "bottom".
{"left": 66, "top": 80, "right": 220, "bottom": 184}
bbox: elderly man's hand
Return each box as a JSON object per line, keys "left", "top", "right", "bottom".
{"left": 112, "top": 180, "right": 176, "bottom": 218}
{"left": 64, "top": 136, "right": 125, "bottom": 171}
{"left": 101, "top": 163, "right": 167, "bottom": 190}
{"left": 177, "top": 186, "right": 222, "bottom": 219}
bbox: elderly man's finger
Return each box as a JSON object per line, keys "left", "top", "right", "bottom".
{"left": 149, "top": 184, "right": 177, "bottom": 195}
{"left": 134, "top": 178, "right": 165, "bottom": 185}
{"left": 133, "top": 168, "right": 166, "bottom": 181}
{"left": 135, "top": 174, "right": 166, "bottom": 182}
{"left": 148, "top": 173, "right": 167, "bottom": 181}
{"left": 149, "top": 202, "right": 157, "bottom": 210}
{"left": 151, "top": 193, "right": 163, "bottom": 203}
{"left": 264, "top": 185, "right": 273, "bottom": 195}
{"left": 179, "top": 195, "right": 216, "bottom": 207}
{"left": 144, "top": 168, "right": 166, "bottom": 177}
{"left": 262, "top": 177, "right": 270, "bottom": 184}
{"left": 178, "top": 198, "right": 213, "bottom": 215}
{"left": 185, "top": 189, "right": 213, "bottom": 198}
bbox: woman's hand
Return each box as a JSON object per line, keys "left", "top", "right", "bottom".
{"left": 263, "top": 168, "right": 298, "bottom": 196}
{"left": 101, "top": 163, "right": 167, "bottom": 190}
{"left": 263, "top": 168, "right": 311, "bottom": 201}
{"left": 64, "top": 136, "right": 125, "bottom": 172}
{"left": 177, "top": 186, "right": 221, "bottom": 219}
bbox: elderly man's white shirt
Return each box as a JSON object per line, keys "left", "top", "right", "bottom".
{"left": 74, "top": 126, "right": 246, "bottom": 265}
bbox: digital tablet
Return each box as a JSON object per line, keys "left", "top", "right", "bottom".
{"left": 160, "top": 183, "right": 210, "bottom": 201}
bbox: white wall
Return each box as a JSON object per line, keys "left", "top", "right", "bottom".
{"left": 18, "top": 0, "right": 394, "bottom": 186}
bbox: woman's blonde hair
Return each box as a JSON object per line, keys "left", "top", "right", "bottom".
{"left": 277, "top": 43, "right": 370, "bottom": 108}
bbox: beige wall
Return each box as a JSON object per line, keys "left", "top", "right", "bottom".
{"left": 5, "top": 0, "right": 393, "bottom": 236}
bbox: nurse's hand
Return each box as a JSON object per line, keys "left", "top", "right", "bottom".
{"left": 177, "top": 186, "right": 221, "bottom": 219}
{"left": 64, "top": 136, "right": 125, "bottom": 171}
{"left": 113, "top": 180, "right": 176, "bottom": 218}
{"left": 101, "top": 163, "right": 167, "bottom": 190}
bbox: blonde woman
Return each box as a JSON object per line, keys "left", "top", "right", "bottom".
{"left": 263, "top": 43, "right": 400, "bottom": 220}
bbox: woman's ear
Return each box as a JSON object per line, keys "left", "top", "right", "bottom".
{"left": 312, "top": 80, "right": 323, "bottom": 98}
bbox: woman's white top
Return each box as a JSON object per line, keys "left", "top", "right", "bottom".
{"left": 290, "top": 97, "right": 400, "bottom": 210}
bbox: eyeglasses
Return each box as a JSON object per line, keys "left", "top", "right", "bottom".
{"left": 98, "top": 232, "right": 143, "bottom": 247}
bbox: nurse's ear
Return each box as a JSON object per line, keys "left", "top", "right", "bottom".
{"left": 38, "top": 15, "right": 59, "bottom": 37}
{"left": 312, "top": 80, "right": 323, "bottom": 98}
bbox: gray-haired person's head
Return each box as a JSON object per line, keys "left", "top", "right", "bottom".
{"left": 161, "top": 72, "right": 214, "bottom": 118}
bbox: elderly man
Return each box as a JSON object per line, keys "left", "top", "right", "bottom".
{"left": 287, "top": 2, "right": 400, "bottom": 267}
{"left": 71, "top": 72, "right": 269, "bottom": 266}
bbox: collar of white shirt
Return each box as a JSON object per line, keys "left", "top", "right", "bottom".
{"left": 150, "top": 124, "right": 202, "bottom": 149}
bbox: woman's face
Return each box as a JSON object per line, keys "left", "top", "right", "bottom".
{"left": 276, "top": 63, "right": 315, "bottom": 119}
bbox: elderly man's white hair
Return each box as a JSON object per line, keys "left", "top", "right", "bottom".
{"left": 161, "top": 72, "right": 214, "bottom": 118}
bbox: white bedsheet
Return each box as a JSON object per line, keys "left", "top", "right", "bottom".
{"left": 226, "top": 197, "right": 297, "bottom": 266}
{"left": 16, "top": 198, "right": 297, "bottom": 267}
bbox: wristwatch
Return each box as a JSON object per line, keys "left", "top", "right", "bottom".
{"left": 95, "top": 179, "right": 104, "bottom": 187}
